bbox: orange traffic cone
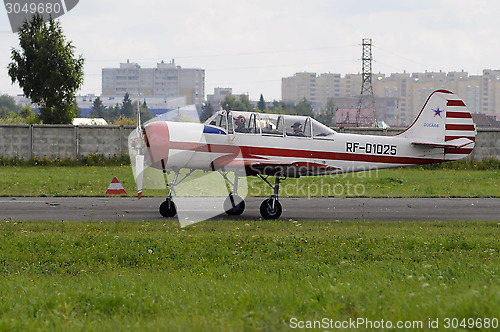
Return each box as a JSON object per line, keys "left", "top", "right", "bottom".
{"left": 105, "top": 177, "right": 127, "bottom": 195}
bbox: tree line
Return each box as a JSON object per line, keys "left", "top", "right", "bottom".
{"left": 89, "top": 93, "right": 153, "bottom": 125}
{"left": 0, "top": 92, "right": 154, "bottom": 125}
{"left": 0, "top": 94, "right": 38, "bottom": 124}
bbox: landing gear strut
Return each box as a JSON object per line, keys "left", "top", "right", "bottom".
{"left": 220, "top": 171, "right": 245, "bottom": 216}
{"left": 258, "top": 175, "right": 284, "bottom": 219}
{"left": 158, "top": 168, "right": 195, "bottom": 218}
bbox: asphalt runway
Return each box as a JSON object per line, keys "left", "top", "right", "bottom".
{"left": 0, "top": 197, "right": 499, "bottom": 222}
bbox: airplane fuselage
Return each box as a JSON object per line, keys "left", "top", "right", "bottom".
{"left": 143, "top": 120, "right": 466, "bottom": 178}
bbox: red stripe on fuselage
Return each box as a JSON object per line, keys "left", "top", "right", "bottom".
{"left": 166, "top": 141, "right": 444, "bottom": 165}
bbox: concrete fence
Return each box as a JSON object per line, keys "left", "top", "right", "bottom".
{"left": 0, "top": 124, "right": 499, "bottom": 160}
{"left": 0, "top": 124, "right": 134, "bottom": 160}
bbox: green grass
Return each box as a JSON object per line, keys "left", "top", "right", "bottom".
{"left": 0, "top": 220, "right": 498, "bottom": 331}
{"left": 0, "top": 166, "right": 499, "bottom": 198}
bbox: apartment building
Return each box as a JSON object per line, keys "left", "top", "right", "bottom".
{"left": 102, "top": 60, "right": 205, "bottom": 106}
{"left": 282, "top": 69, "right": 498, "bottom": 126}
{"left": 282, "top": 72, "right": 318, "bottom": 105}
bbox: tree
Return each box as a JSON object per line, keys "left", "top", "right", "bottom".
{"left": 295, "top": 98, "right": 314, "bottom": 117}
{"left": 266, "top": 100, "right": 312, "bottom": 116}
{"left": 0, "top": 107, "right": 11, "bottom": 119}
{"left": 221, "top": 94, "right": 236, "bottom": 111}
{"left": 140, "top": 100, "right": 153, "bottom": 122}
{"left": 200, "top": 103, "right": 214, "bottom": 122}
{"left": 267, "top": 100, "right": 285, "bottom": 114}
{"left": 8, "top": 14, "right": 84, "bottom": 124}
{"left": 257, "top": 94, "right": 266, "bottom": 112}
{"left": 132, "top": 100, "right": 153, "bottom": 123}
{"left": 120, "top": 93, "right": 133, "bottom": 118}
{"left": 235, "top": 94, "right": 253, "bottom": 112}
{"left": 90, "top": 97, "right": 106, "bottom": 118}
{"left": 18, "top": 104, "right": 38, "bottom": 124}
{"left": 314, "top": 98, "right": 336, "bottom": 127}
{"left": 111, "top": 104, "right": 121, "bottom": 121}
{"left": 221, "top": 93, "right": 254, "bottom": 112}
{"left": 0, "top": 94, "right": 19, "bottom": 114}
{"left": 0, "top": 104, "right": 38, "bottom": 124}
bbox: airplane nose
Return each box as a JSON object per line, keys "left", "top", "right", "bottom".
{"left": 144, "top": 121, "right": 170, "bottom": 168}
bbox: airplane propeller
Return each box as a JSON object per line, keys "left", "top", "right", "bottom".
{"left": 135, "top": 154, "right": 144, "bottom": 199}
{"left": 128, "top": 97, "right": 145, "bottom": 199}
{"left": 128, "top": 127, "right": 145, "bottom": 200}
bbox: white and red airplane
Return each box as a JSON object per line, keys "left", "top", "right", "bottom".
{"left": 129, "top": 89, "right": 476, "bottom": 220}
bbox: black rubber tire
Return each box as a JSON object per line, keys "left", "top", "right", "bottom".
{"left": 259, "top": 198, "right": 282, "bottom": 219}
{"left": 159, "top": 198, "right": 177, "bottom": 217}
{"left": 224, "top": 194, "right": 245, "bottom": 215}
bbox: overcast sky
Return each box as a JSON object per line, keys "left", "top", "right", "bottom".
{"left": 0, "top": 0, "right": 499, "bottom": 101}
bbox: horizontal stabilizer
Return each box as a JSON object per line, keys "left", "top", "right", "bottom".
{"left": 411, "top": 137, "right": 474, "bottom": 148}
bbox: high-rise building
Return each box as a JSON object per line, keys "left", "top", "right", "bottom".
{"left": 282, "top": 72, "right": 318, "bottom": 106}
{"left": 481, "top": 69, "right": 500, "bottom": 115}
{"left": 282, "top": 69, "right": 496, "bottom": 126}
{"left": 102, "top": 60, "right": 205, "bottom": 106}
{"left": 206, "top": 88, "right": 233, "bottom": 109}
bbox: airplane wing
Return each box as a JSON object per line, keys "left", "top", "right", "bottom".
{"left": 411, "top": 137, "right": 475, "bottom": 149}
{"left": 211, "top": 153, "right": 340, "bottom": 177}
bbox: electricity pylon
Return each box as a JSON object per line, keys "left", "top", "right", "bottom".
{"left": 356, "top": 38, "right": 377, "bottom": 126}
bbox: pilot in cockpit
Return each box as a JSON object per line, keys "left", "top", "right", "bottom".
{"left": 234, "top": 115, "right": 249, "bottom": 133}
{"left": 290, "top": 121, "right": 305, "bottom": 137}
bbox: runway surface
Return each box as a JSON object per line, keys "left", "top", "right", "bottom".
{"left": 0, "top": 197, "right": 499, "bottom": 222}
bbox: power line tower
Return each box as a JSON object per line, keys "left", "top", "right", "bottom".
{"left": 356, "top": 38, "right": 377, "bottom": 126}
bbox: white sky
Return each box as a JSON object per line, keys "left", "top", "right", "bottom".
{"left": 0, "top": 0, "right": 499, "bottom": 101}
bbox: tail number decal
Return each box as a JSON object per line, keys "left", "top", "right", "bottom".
{"left": 346, "top": 142, "right": 397, "bottom": 155}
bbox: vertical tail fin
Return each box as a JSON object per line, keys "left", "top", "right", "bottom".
{"left": 396, "top": 89, "right": 476, "bottom": 160}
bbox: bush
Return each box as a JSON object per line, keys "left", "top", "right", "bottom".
{"left": 414, "top": 158, "right": 500, "bottom": 171}
{"left": 0, "top": 154, "right": 130, "bottom": 167}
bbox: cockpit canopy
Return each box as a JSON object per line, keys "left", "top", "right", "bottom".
{"left": 206, "top": 110, "right": 336, "bottom": 138}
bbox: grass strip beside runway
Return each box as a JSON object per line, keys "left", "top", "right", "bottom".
{"left": 0, "top": 220, "right": 498, "bottom": 331}
{"left": 0, "top": 166, "right": 499, "bottom": 197}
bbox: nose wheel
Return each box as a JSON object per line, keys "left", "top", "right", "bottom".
{"left": 159, "top": 198, "right": 177, "bottom": 218}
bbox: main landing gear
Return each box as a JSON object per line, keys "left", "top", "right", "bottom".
{"left": 220, "top": 171, "right": 245, "bottom": 216}
{"left": 221, "top": 172, "right": 285, "bottom": 219}
{"left": 157, "top": 168, "right": 285, "bottom": 220}
{"left": 257, "top": 175, "right": 283, "bottom": 220}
